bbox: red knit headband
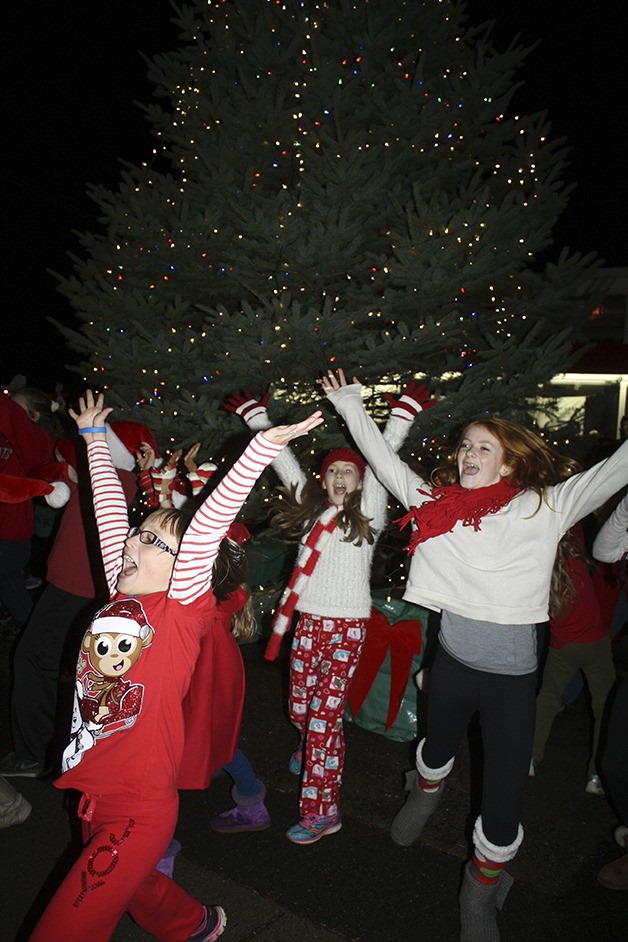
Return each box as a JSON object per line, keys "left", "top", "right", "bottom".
{"left": 320, "top": 448, "right": 366, "bottom": 479}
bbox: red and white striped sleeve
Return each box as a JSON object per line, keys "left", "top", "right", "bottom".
{"left": 169, "top": 431, "right": 282, "bottom": 604}
{"left": 86, "top": 440, "right": 129, "bottom": 596}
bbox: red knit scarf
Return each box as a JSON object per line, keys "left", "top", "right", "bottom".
{"left": 396, "top": 479, "right": 520, "bottom": 554}
{"left": 264, "top": 503, "right": 338, "bottom": 661}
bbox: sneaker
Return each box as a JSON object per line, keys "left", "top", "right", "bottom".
{"left": 585, "top": 774, "right": 605, "bottom": 795}
{"left": 0, "top": 790, "right": 32, "bottom": 829}
{"left": 288, "top": 748, "right": 303, "bottom": 776}
{"left": 187, "top": 904, "right": 226, "bottom": 941}
{"left": 0, "top": 752, "right": 47, "bottom": 778}
{"left": 25, "top": 575, "right": 43, "bottom": 590}
{"left": 286, "top": 812, "right": 342, "bottom": 845}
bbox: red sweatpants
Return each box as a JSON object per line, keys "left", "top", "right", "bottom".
{"left": 29, "top": 792, "right": 205, "bottom": 942}
{"left": 289, "top": 613, "right": 365, "bottom": 818}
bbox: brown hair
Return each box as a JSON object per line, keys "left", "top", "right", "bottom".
{"left": 433, "top": 417, "right": 580, "bottom": 501}
{"left": 271, "top": 474, "right": 375, "bottom": 546}
{"left": 212, "top": 534, "right": 255, "bottom": 641}
{"left": 549, "top": 529, "right": 595, "bottom": 620}
{"left": 143, "top": 507, "right": 255, "bottom": 639}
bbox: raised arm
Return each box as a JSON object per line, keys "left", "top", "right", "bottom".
{"left": 360, "top": 379, "right": 437, "bottom": 530}
{"left": 321, "top": 369, "right": 429, "bottom": 511}
{"left": 225, "top": 389, "right": 307, "bottom": 496}
{"left": 170, "top": 411, "right": 324, "bottom": 604}
{"left": 592, "top": 491, "right": 628, "bottom": 563}
{"left": 68, "top": 391, "right": 129, "bottom": 596}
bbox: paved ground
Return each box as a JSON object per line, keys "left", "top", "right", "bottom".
{"left": 1, "top": 628, "right": 626, "bottom": 942}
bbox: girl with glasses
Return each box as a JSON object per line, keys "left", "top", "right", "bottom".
{"left": 29, "top": 389, "right": 323, "bottom": 942}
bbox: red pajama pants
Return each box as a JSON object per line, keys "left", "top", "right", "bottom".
{"left": 29, "top": 792, "right": 205, "bottom": 942}
{"left": 289, "top": 613, "right": 366, "bottom": 818}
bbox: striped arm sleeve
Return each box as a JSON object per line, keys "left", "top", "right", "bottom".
{"left": 87, "top": 440, "right": 129, "bottom": 595}
{"left": 169, "top": 431, "right": 282, "bottom": 603}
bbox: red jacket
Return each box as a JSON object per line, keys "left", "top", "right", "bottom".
{"left": 0, "top": 395, "right": 54, "bottom": 540}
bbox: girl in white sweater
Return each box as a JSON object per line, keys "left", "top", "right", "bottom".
{"left": 322, "top": 368, "right": 628, "bottom": 941}
{"left": 225, "top": 383, "right": 434, "bottom": 844}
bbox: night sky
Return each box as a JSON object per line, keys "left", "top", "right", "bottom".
{"left": 6, "top": 1, "right": 625, "bottom": 393}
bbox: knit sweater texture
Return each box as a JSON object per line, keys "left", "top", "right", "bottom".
{"left": 246, "top": 411, "right": 412, "bottom": 619}
{"left": 330, "top": 385, "right": 628, "bottom": 625}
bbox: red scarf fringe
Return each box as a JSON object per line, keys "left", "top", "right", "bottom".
{"left": 396, "top": 480, "right": 519, "bottom": 554}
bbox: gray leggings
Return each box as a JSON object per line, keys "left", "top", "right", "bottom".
{"left": 423, "top": 645, "right": 536, "bottom": 847}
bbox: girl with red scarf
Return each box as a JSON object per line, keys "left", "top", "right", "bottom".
{"left": 323, "top": 368, "right": 628, "bottom": 942}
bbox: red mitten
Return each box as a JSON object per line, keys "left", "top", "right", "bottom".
{"left": 384, "top": 381, "right": 436, "bottom": 420}
{"left": 224, "top": 390, "right": 270, "bottom": 423}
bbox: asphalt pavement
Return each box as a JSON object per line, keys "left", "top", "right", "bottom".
{"left": 1, "top": 628, "right": 626, "bottom": 942}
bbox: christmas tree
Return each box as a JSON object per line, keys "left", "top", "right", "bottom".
{"left": 52, "top": 0, "right": 597, "bottom": 470}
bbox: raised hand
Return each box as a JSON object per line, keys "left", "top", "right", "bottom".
{"left": 320, "top": 368, "right": 361, "bottom": 395}
{"left": 68, "top": 390, "right": 112, "bottom": 438}
{"left": 135, "top": 441, "right": 156, "bottom": 472}
{"left": 384, "top": 380, "right": 436, "bottom": 420}
{"left": 224, "top": 389, "right": 271, "bottom": 421}
{"left": 182, "top": 442, "right": 201, "bottom": 474}
{"left": 262, "top": 411, "right": 324, "bottom": 446}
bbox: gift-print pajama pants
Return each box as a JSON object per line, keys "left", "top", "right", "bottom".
{"left": 289, "top": 613, "right": 366, "bottom": 818}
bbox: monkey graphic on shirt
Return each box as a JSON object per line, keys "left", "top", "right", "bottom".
{"left": 62, "top": 598, "right": 155, "bottom": 770}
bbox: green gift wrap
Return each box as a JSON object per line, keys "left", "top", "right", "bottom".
{"left": 346, "top": 591, "right": 428, "bottom": 742}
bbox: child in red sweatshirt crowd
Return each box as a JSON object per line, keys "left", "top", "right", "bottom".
{"left": 530, "top": 525, "right": 617, "bottom": 793}
{"left": 28, "top": 389, "right": 322, "bottom": 942}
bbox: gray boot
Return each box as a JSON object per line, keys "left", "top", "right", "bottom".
{"left": 390, "top": 770, "right": 445, "bottom": 846}
{"left": 459, "top": 861, "right": 513, "bottom": 942}
{"left": 0, "top": 775, "right": 32, "bottom": 829}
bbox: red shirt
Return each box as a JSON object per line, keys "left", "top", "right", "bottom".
{"left": 0, "top": 395, "right": 54, "bottom": 540}
{"left": 55, "top": 432, "right": 281, "bottom": 801}
{"left": 46, "top": 470, "right": 137, "bottom": 598}
{"left": 549, "top": 554, "right": 607, "bottom": 649}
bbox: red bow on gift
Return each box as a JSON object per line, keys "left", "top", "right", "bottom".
{"left": 349, "top": 608, "right": 424, "bottom": 731}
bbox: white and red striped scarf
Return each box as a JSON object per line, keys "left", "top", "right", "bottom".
{"left": 264, "top": 503, "right": 338, "bottom": 661}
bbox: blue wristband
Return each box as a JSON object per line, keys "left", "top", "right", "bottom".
{"left": 78, "top": 427, "right": 107, "bottom": 435}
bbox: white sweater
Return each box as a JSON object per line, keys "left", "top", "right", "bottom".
{"left": 245, "top": 410, "right": 412, "bottom": 619}
{"left": 330, "top": 385, "right": 628, "bottom": 625}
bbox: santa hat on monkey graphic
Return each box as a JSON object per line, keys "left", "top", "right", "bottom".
{"left": 90, "top": 598, "right": 153, "bottom": 643}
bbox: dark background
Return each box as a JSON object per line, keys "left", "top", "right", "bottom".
{"left": 5, "top": 2, "right": 625, "bottom": 393}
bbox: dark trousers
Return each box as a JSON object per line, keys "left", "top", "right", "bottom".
{"left": 602, "top": 677, "right": 628, "bottom": 825}
{"left": 11, "top": 583, "right": 96, "bottom": 765}
{"left": 0, "top": 538, "right": 32, "bottom": 625}
{"left": 423, "top": 645, "right": 537, "bottom": 847}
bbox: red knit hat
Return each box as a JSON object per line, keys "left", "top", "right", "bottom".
{"left": 108, "top": 420, "right": 160, "bottom": 471}
{"left": 320, "top": 447, "right": 366, "bottom": 480}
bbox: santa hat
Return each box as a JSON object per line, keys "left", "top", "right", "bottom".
{"left": 0, "top": 473, "right": 70, "bottom": 509}
{"left": 107, "top": 420, "right": 161, "bottom": 472}
{"left": 319, "top": 447, "right": 366, "bottom": 480}
{"left": 90, "top": 598, "right": 152, "bottom": 641}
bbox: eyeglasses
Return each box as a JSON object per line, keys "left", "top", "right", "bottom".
{"left": 127, "top": 526, "right": 178, "bottom": 557}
